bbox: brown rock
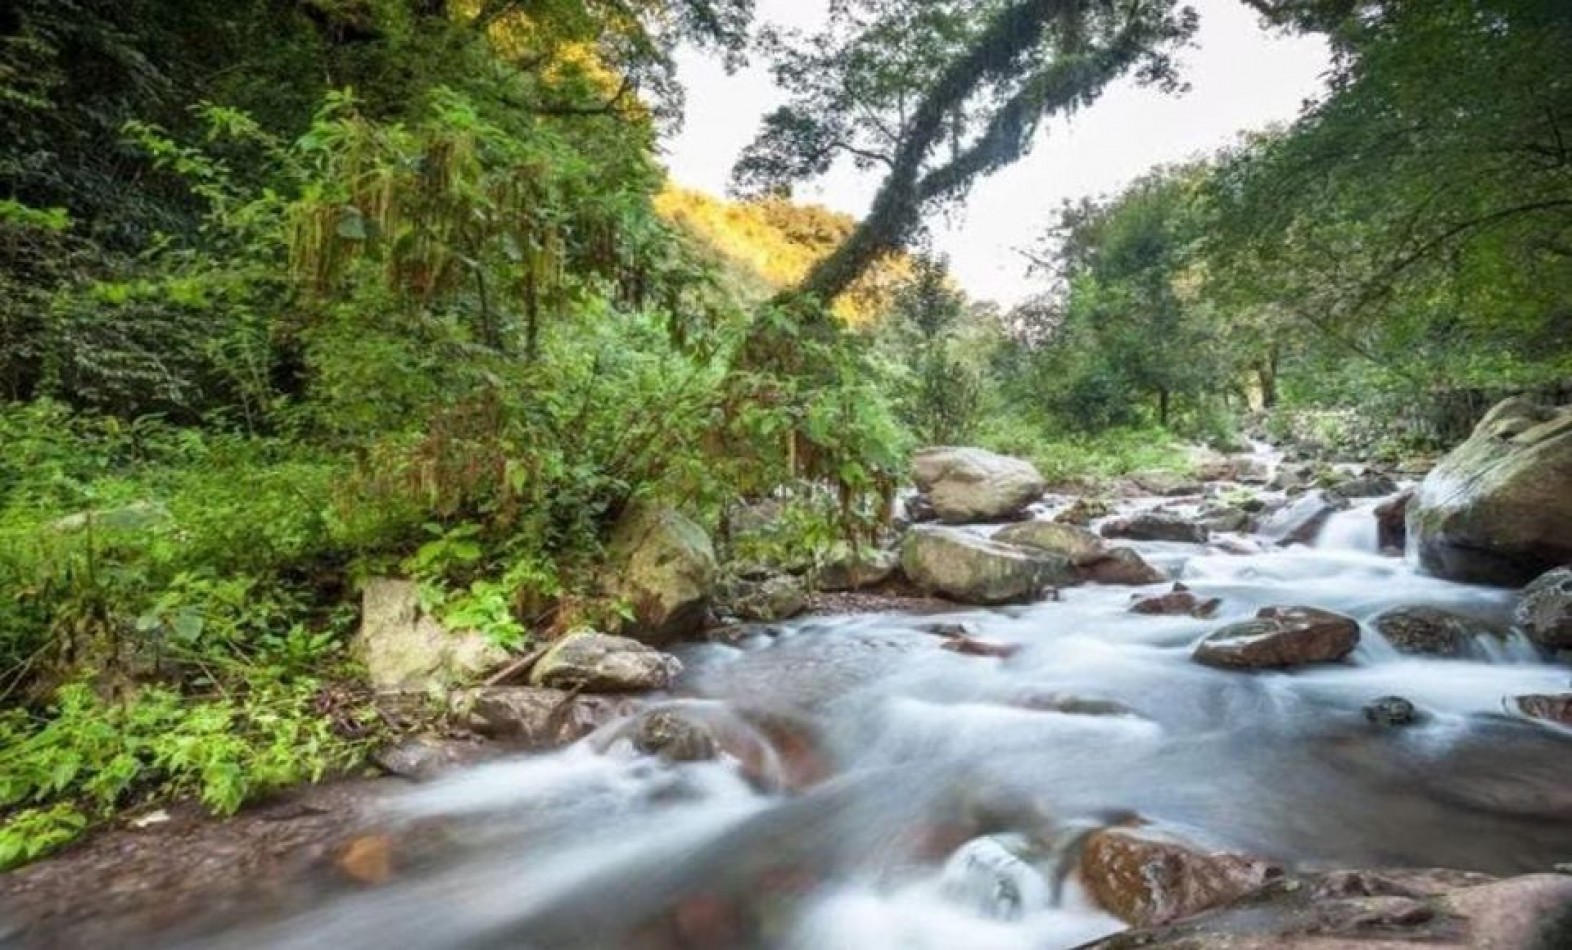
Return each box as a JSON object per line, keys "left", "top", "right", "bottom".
{"left": 1056, "top": 497, "right": 1113, "bottom": 526}
{"left": 1372, "top": 606, "right": 1498, "bottom": 657}
{"left": 1513, "top": 693, "right": 1572, "bottom": 726}
{"left": 1080, "top": 548, "right": 1169, "bottom": 586}
{"left": 1101, "top": 512, "right": 1210, "bottom": 544}
{"left": 1194, "top": 606, "right": 1360, "bottom": 669}
{"left": 939, "top": 633, "right": 1022, "bottom": 659}
{"left": 1374, "top": 489, "right": 1412, "bottom": 551}
{"left": 337, "top": 834, "right": 395, "bottom": 886}
{"left": 1131, "top": 585, "right": 1221, "bottom": 619}
{"left": 1079, "top": 823, "right": 1282, "bottom": 926}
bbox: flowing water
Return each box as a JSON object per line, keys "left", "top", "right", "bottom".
{"left": 194, "top": 485, "right": 1572, "bottom": 950}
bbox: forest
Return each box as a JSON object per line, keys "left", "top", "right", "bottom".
{"left": 1, "top": 1, "right": 1570, "bottom": 945}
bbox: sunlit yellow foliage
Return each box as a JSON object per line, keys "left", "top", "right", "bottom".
{"left": 655, "top": 186, "right": 909, "bottom": 326}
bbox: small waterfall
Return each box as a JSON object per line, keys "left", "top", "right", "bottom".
{"left": 1315, "top": 504, "right": 1380, "bottom": 553}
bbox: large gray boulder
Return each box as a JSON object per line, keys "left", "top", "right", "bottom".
{"left": 1515, "top": 566, "right": 1572, "bottom": 650}
{"left": 530, "top": 631, "right": 681, "bottom": 693}
{"left": 354, "top": 578, "right": 508, "bottom": 693}
{"left": 911, "top": 447, "right": 1045, "bottom": 524}
{"left": 603, "top": 504, "right": 717, "bottom": 644}
{"left": 1257, "top": 490, "right": 1347, "bottom": 546}
{"left": 900, "top": 525, "right": 1070, "bottom": 605}
{"left": 992, "top": 520, "right": 1108, "bottom": 566}
{"left": 1409, "top": 398, "right": 1572, "bottom": 585}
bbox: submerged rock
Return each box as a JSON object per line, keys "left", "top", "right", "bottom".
{"left": 940, "top": 835, "right": 1051, "bottom": 921}
{"left": 1100, "top": 512, "right": 1209, "bottom": 544}
{"left": 530, "top": 631, "right": 682, "bottom": 693}
{"left": 1130, "top": 584, "right": 1221, "bottom": 619}
{"left": 354, "top": 578, "right": 508, "bottom": 693}
{"left": 992, "top": 520, "right": 1108, "bottom": 565}
{"left": 1364, "top": 695, "right": 1421, "bottom": 727}
{"left": 632, "top": 710, "right": 721, "bottom": 762}
{"left": 1055, "top": 497, "right": 1114, "bottom": 526}
{"left": 1193, "top": 606, "right": 1360, "bottom": 669}
{"left": 1515, "top": 566, "right": 1572, "bottom": 650}
{"left": 1079, "top": 822, "right": 1283, "bottom": 927}
{"left": 451, "top": 686, "right": 633, "bottom": 744}
{"left": 603, "top": 504, "right": 717, "bottom": 645}
{"left": 900, "top": 525, "right": 1070, "bottom": 605}
{"left": 1372, "top": 605, "right": 1501, "bottom": 657}
{"left": 1409, "top": 397, "right": 1572, "bottom": 586}
{"left": 911, "top": 447, "right": 1046, "bottom": 524}
{"left": 1081, "top": 547, "right": 1169, "bottom": 586}
{"left": 1513, "top": 693, "right": 1572, "bottom": 727}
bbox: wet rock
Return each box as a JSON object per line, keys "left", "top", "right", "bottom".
{"left": 1130, "top": 584, "right": 1221, "bottom": 619}
{"left": 530, "top": 631, "right": 682, "bottom": 693}
{"left": 939, "top": 632, "right": 1021, "bottom": 659}
{"left": 604, "top": 504, "right": 717, "bottom": 645}
{"left": 1268, "top": 464, "right": 1313, "bottom": 492}
{"left": 1082, "top": 868, "right": 1572, "bottom": 950}
{"left": 336, "top": 834, "right": 395, "bottom": 886}
{"left": 1372, "top": 606, "right": 1499, "bottom": 657}
{"left": 632, "top": 710, "right": 721, "bottom": 762}
{"left": 1100, "top": 512, "right": 1209, "bottom": 544}
{"left": 717, "top": 573, "right": 807, "bottom": 623}
{"left": 1374, "top": 489, "right": 1412, "bottom": 551}
{"left": 941, "top": 834, "right": 1051, "bottom": 921}
{"left": 816, "top": 546, "right": 899, "bottom": 592}
{"left": 354, "top": 578, "right": 508, "bottom": 693}
{"left": 1513, "top": 694, "right": 1572, "bottom": 726}
{"left": 451, "top": 686, "right": 633, "bottom": 744}
{"left": 1055, "top": 497, "right": 1113, "bottom": 526}
{"left": 992, "top": 520, "right": 1108, "bottom": 566}
{"left": 1515, "top": 566, "right": 1572, "bottom": 650}
{"left": 1079, "top": 822, "right": 1283, "bottom": 927}
{"left": 1081, "top": 548, "right": 1170, "bottom": 586}
{"left": 1257, "top": 490, "right": 1348, "bottom": 546}
{"left": 1210, "top": 535, "right": 1269, "bottom": 557}
{"left": 1127, "top": 470, "right": 1204, "bottom": 497}
{"left": 900, "top": 525, "right": 1070, "bottom": 605}
{"left": 1196, "top": 455, "right": 1271, "bottom": 485}
{"left": 1364, "top": 695, "right": 1420, "bottom": 727}
{"left": 911, "top": 447, "right": 1046, "bottom": 524}
{"left": 1193, "top": 606, "right": 1360, "bottom": 669}
{"left": 1332, "top": 471, "right": 1400, "bottom": 499}
{"left": 1197, "top": 504, "right": 1253, "bottom": 534}
{"left": 372, "top": 736, "right": 500, "bottom": 780}
{"left": 1014, "top": 692, "right": 1137, "bottom": 717}
{"left": 1409, "top": 398, "right": 1572, "bottom": 586}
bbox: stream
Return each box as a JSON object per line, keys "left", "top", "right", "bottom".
{"left": 187, "top": 475, "right": 1572, "bottom": 949}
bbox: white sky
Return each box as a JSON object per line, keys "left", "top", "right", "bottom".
{"left": 662, "top": 0, "right": 1332, "bottom": 306}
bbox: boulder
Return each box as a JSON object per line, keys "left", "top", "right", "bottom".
{"left": 1257, "top": 489, "right": 1347, "bottom": 545}
{"left": 1331, "top": 471, "right": 1399, "bottom": 499}
{"left": 1055, "top": 497, "right": 1114, "bottom": 526}
{"left": 718, "top": 574, "right": 807, "bottom": 623}
{"left": 1513, "top": 693, "right": 1572, "bottom": 726}
{"left": 631, "top": 709, "right": 721, "bottom": 762}
{"left": 372, "top": 736, "right": 500, "bottom": 781}
{"left": 1197, "top": 504, "right": 1253, "bottom": 534}
{"left": 354, "top": 578, "right": 508, "bottom": 693}
{"left": 816, "top": 546, "right": 899, "bottom": 592}
{"left": 1130, "top": 585, "right": 1221, "bottom": 619}
{"left": 1126, "top": 470, "right": 1203, "bottom": 498}
{"left": 1082, "top": 869, "right": 1572, "bottom": 950}
{"left": 1515, "top": 566, "right": 1572, "bottom": 650}
{"left": 1100, "top": 512, "right": 1209, "bottom": 544}
{"left": 451, "top": 686, "right": 634, "bottom": 744}
{"left": 992, "top": 520, "right": 1108, "bottom": 566}
{"left": 1193, "top": 606, "right": 1360, "bottom": 670}
{"left": 530, "top": 631, "right": 682, "bottom": 693}
{"left": 1374, "top": 489, "right": 1412, "bottom": 551}
{"left": 1081, "top": 548, "right": 1169, "bottom": 586}
{"left": 911, "top": 447, "right": 1046, "bottom": 524}
{"left": 1372, "top": 605, "right": 1500, "bottom": 657}
{"left": 900, "top": 525, "right": 1070, "bottom": 605}
{"left": 1409, "top": 398, "right": 1572, "bottom": 585}
{"left": 604, "top": 504, "right": 717, "bottom": 645}
{"left": 1079, "top": 823, "right": 1283, "bottom": 927}
{"left": 1363, "top": 695, "right": 1421, "bottom": 727}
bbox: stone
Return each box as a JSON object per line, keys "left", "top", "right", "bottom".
{"left": 1374, "top": 489, "right": 1412, "bottom": 551}
{"left": 337, "top": 834, "right": 395, "bottom": 886}
{"left": 1127, "top": 470, "right": 1204, "bottom": 497}
{"left": 1332, "top": 471, "right": 1400, "bottom": 499}
{"left": 1409, "top": 398, "right": 1572, "bottom": 585}
{"left": 718, "top": 574, "right": 807, "bottom": 623}
{"left": 354, "top": 578, "right": 508, "bottom": 693}
{"left": 939, "top": 632, "right": 1021, "bottom": 659}
{"left": 451, "top": 686, "right": 633, "bottom": 745}
{"left": 1364, "top": 695, "right": 1420, "bottom": 727}
{"left": 1055, "top": 497, "right": 1113, "bottom": 526}
{"left": 900, "top": 525, "right": 1070, "bottom": 605}
{"left": 992, "top": 520, "right": 1109, "bottom": 566}
{"left": 1197, "top": 504, "right": 1253, "bottom": 534}
{"left": 530, "top": 631, "right": 682, "bottom": 693}
{"left": 1193, "top": 606, "right": 1360, "bottom": 669}
{"left": 816, "top": 546, "right": 899, "bottom": 592}
{"left": 1257, "top": 490, "right": 1348, "bottom": 545}
{"left": 911, "top": 447, "right": 1046, "bottom": 524}
{"left": 1081, "top": 548, "right": 1169, "bottom": 586}
{"left": 372, "top": 736, "right": 499, "bottom": 780}
{"left": 941, "top": 835, "right": 1052, "bottom": 921}
{"left": 1100, "top": 512, "right": 1209, "bottom": 544}
{"left": 1372, "top": 605, "right": 1499, "bottom": 657}
{"left": 1079, "top": 822, "right": 1283, "bottom": 927}
{"left": 1514, "top": 566, "right": 1572, "bottom": 650}
{"left": 1014, "top": 692, "right": 1137, "bottom": 717}
{"left": 604, "top": 504, "right": 717, "bottom": 645}
{"left": 1513, "top": 693, "right": 1572, "bottom": 726}
{"left": 1130, "top": 585, "right": 1221, "bottom": 619}
{"left": 632, "top": 710, "right": 721, "bottom": 762}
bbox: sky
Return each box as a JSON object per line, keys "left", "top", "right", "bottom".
{"left": 662, "top": 0, "right": 1332, "bottom": 307}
